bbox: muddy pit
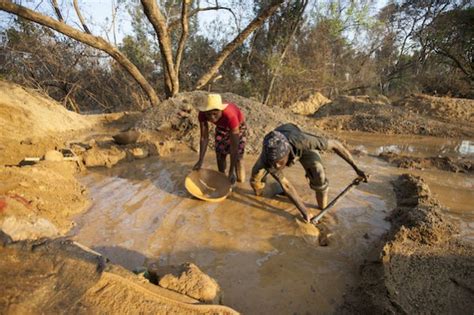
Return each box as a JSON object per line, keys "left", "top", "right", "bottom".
{"left": 72, "top": 152, "right": 393, "bottom": 314}
{"left": 70, "top": 132, "right": 473, "bottom": 314}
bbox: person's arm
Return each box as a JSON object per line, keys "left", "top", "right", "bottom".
{"left": 228, "top": 127, "right": 240, "bottom": 183}
{"left": 250, "top": 154, "right": 268, "bottom": 196}
{"left": 327, "top": 139, "right": 368, "bottom": 181}
{"left": 271, "top": 172, "right": 311, "bottom": 222}
{"left": 193, "top": 121, "right": 209, "bottom": 170}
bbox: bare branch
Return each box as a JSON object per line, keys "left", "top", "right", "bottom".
{"left": 73, "top": 0, "right": 91, "bottom": 34}
{"left": 168, "top": 5, "right": 239, "bottom": 30}
{"left": 50, "top": 0, "right": 63, "bottom": 22}
{"left": 195, "top": 0, "right": 285, "bottom": 90}
{"left": 175, "top": 0, "right": 190, "bottom": 75}
{"left": 0, "top": 1, "right": 160, "bottom": 106}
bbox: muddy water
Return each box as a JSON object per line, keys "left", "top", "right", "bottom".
{"left": 73, "top": 133, "right": 473, "bottom": 314}
{"left": 339, "top": 132, "right": 474, "bottom": 241}
{"left": 337, "top": 131, "right": 474, "bottom": 157}
{"left": 73, "top": 152, "right": 394, "bottom": 314}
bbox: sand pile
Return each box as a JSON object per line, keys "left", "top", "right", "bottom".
{"left": 0, "top": 80, "right": 96, "bottom": 141}
{"left": 393, "top": 94, "right": 474, "bottom": 124}
{"left": 289, "top": 92, "right": 331, "bottom": 115}
{"left": 340, "top": 174, "right": 474, "bottom": 314}
{"left": 137, "top": 91, "right": 327, "bottom": 154}
{"left": 379, "top": 152, "right": 473, "bottom": 173}
{"left": 312, "top": 95, "right": 474, "bottom": 138}
{"left": 314, "top": 95, "right": 390, "bottom": 117}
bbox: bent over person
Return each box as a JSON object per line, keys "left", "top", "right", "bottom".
{"left": 193, "top": 93, "right": 247, "bottom": 184}
{"left": 250, "top": 123, "right": 368, "bottom": 222}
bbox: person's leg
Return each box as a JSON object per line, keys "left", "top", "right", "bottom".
{"left": 300, "top": 150, "right": 329, "bottom": 210}
{"left": 236, "top": 122, "right": 248, "bottom": 183}
{"left": 216, "top": 153, "right": 227, "bottom": 173}
{"left": 236, "top": 158, "right": 245, "bottom": 182}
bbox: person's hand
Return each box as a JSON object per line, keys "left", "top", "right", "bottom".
{"left": 303, "top": 208, "right": 313, "bottom": 223}
{"left": 355, "top": 168, "right": 369, "bottom": 182}
{"left": 193, "top": 161, "right": 203, "bottom": 171}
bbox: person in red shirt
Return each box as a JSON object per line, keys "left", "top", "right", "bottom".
{"left": 193, "top": 93, "right": 247, "bottom": 184}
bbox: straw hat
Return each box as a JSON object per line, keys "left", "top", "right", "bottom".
{"left": 199, "top": 93, "right": 228, "bottom": 112}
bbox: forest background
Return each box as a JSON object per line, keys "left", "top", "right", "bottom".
{"left": 0, "top": 0, "right": 472, "bottom": 113}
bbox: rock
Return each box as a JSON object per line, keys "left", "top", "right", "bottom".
{"left": 150, "top": 141, "right": 176, "bottom": 156}
{"left": 149, "top": 262, "right": 222, "bottom": 304}
{"left": 0, "top": 216, "right": 59, "bottom": 241}
{"left": 44, "top": 150, "right": 63, "bottom": 162}
{"left": 82, "top": 146, "right": 127, "bottom": 168}
{"left": 129, "top": 147, "right": 148, "bottom": 159}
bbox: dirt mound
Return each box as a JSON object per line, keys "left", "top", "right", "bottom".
{"left": 137, "top": 91, "right": 327, "bottom": 154}
{"left": 0, "top": 161, "right": 90, "bottom": 240}
{"left": 393, "top": 93, "right": 474, "bottom": 124}
{"left": 289, "top": 92, "right": 331, "bottom": 115}
{"left": 0, "top": 80, "right": 96, "bottom": 141}
{"left": 0, "top": 80, "right": 103, "bottom": 166}
{"left": 314, "top": 95, "right": 390, "bottom": 117}
{"left": 0, "top": 237, "right": 238, "bottom": 314}
{"left": 313, "top": 95, "right": 474, "bottom": 137}
{"left": 379, "top": 152, "right": 473, "bottom": 173}
{"left": 340, "top": 174, "right": 474, "bottom": 314}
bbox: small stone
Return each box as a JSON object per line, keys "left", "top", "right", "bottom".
{"left": 44, "top": 150, "right": 63, "bottom": 162}
{"left": 151, "top": 262, "right": 222, "bottom": 304}
{"left": 130, "top": 147, "right": 148, "bottom": 159}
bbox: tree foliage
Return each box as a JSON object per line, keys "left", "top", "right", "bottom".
{"left": 0, "top": 0, "right": 472, "bottom": 112}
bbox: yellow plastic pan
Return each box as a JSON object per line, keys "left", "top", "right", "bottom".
{"left": 184, "top": 169, "right": 232, "bottom": 202}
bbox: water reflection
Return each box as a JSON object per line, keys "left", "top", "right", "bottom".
{"left": 340, "top": 132, "right": 474, "bottom": 157}
{"left": 457, "top": 140, "right": 474, "bottom": 155}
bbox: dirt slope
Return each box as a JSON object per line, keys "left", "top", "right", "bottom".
{"left": 393, "top": 93, "right": 474, "bottom": 124}
{"left": 0, "top": 236, "right": 237, "bottom": 314}
{"left": 313, "top": 95, "right": 474, "bottom": 138}
{"left": 340, "top": 174, "right": 474, "bottom": 314}
{"left": 0, "top": 80, "right": 96, "bottom": 140}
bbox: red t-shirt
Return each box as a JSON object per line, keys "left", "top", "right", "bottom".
{"left": 198, "top": 102, "right": 244, "bottom": 129}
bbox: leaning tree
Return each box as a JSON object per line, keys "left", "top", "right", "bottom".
{"left": 0, "top": 0, "right": 285, "bottom": 106}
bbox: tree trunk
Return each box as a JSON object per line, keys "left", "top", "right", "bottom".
{"left": 0, "top": 1, "right": 160, "bottom": 107}
{"left": 140, "top": 0, "right": 179, "bottom": 97}
{"left": 195, "top": 0, "right": 285, "bottom": 90}
{"left": 174, "top": 0, "right": 190, "bottom": 75}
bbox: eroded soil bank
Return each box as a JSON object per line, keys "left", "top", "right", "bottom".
{"left": 1, "top": 81, "right": 473, "bottom": 314}
{"left": 339, "top": 174, "right": 474, "bottom": 314}
{"left": 0, "top": 232, "right": 237, "bottom": 314}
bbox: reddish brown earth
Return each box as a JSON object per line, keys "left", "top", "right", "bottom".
{"left": 1, "top": 80, "right": 473, "bottom": 314}
{"left": 340, "top": 174, "right": 474, "bottom": 314}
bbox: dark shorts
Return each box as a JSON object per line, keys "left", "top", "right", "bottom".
{"left": 215, "top": 122, "right": 247, "bottom": 157}
{"left": 299, "top": 150, "right": 328, "bottom": 191}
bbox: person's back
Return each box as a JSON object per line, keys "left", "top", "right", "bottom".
{"left": 250, "top": 123, "right": 368, "bottom": 222}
